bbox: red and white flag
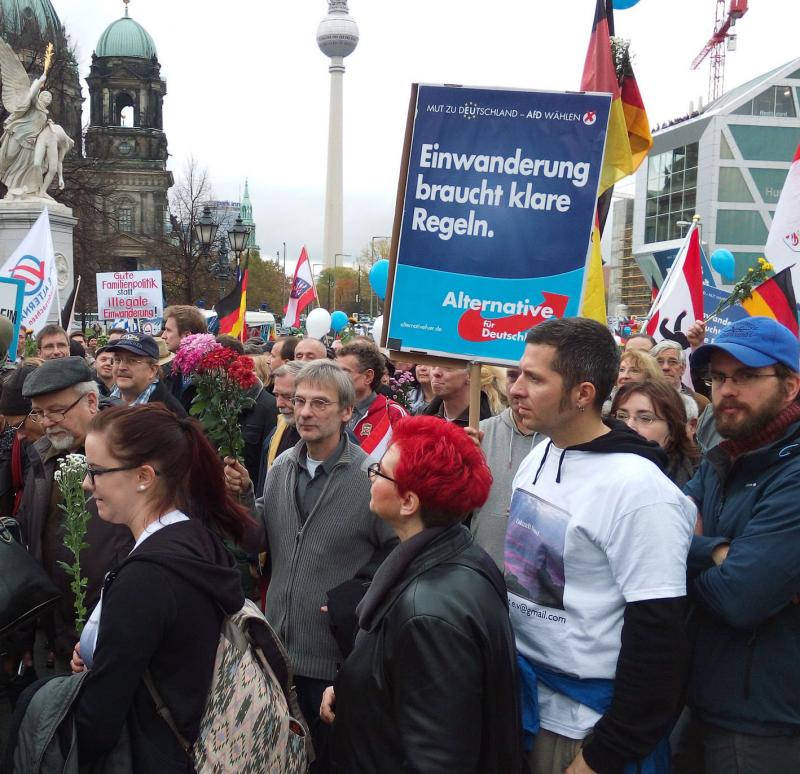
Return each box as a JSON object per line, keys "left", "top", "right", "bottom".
{"left": 765, "top": 142, "right": 800, "bottom": 301}
{"left": 284, "top": 246, "right": 317, "bottom": 327}
{"left": 646, "top": 222, "right": 704, "bottom": 351}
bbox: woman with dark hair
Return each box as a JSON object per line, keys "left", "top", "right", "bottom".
{"left": 321, "top": 415, "right": 524, "bottom": 774}
{"left": 611, "top": 380, "right": 700, "bottom": 487}
{"left": 70, "top": 404, "right": 254, "bottom": 772}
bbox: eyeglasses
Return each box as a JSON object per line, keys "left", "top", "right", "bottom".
{"left": 704, "top": 371, "right": 780, "bottom": 388}
{"left": 615, "top": 411, "right": 664, "bottom": 426}
{"left": 85, "top": 465, "right": 161, "bottom": 486}
{"left": 7, "top": 414, "right": 29, "bottom": 432}
{"left": 290, "top": 397, "right": 336, "bottom": 412}
{"left": 29, "top": 393, "right": 87, "bottom": 424}
{"left": 367, "top": 462, "right": 395, "bottom": 483}
{"left": 112, "top": 355, "right": 146, "bottom": 367}
{"left": 273, "top": 391, "right": 294, "bottom": 401}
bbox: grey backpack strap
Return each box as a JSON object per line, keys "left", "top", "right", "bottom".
{"left": 143, "top": 670, "right": 193, "bottom": 757}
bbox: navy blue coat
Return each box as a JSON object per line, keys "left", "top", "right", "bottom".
{"left": 684, "top": 419, "right": 800, "bottom": 735}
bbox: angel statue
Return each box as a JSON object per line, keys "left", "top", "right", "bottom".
{"left": 0, "top": 38, "right": 74, "bottom": 201}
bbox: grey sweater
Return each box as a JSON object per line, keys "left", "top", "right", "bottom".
{"left": 470, "top": 408, "right": 542, "bottom": 568}
{"left": 243, "top": 437, "right": 396, "bottom": 681}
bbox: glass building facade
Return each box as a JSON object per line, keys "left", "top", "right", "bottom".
{"left": 633, "top": 59, "right": 800, "bottom": 287}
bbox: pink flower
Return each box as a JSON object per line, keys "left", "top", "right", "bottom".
{"left": 172, "top": 333, "right": 221, "bottom": 375}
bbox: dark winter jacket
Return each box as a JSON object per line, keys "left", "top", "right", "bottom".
{"left": 2, "top": 672, "right": 133, "bottom": 774}
{"left": 330, "top": 525, "right": 524, "bottom": 774}
{"left": 17, "top": 437, "right": 133, "bottom": 658}
{"left": 74, "top": 519, "right": 244, "bottom": 773}
{"left": 423, "top": 391, "right": 493, "bottom": 425}
{"left": 239, "top": 381, "right": 278, "bottom": 483}
{"left": 160, "top": 362, "right": 196, "bottom": 413}
{"left": 684, "top": 419, "right": 800, "bottom": 736}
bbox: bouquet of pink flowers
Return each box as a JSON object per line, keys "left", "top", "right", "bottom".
{"left": 173, "top": 334, "right": 258, "bottom": 461}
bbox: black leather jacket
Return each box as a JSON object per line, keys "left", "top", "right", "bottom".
{"left": 330, "top": 525, "right": 524, "bottom": 774}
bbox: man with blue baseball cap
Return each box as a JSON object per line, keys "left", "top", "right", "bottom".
{"left": 105, "top": 332, "right": 186, "bottom": 417}
{"left": 672, "top": 316, "right": 800, "bottom": 773}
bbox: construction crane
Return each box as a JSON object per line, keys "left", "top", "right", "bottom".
{"left": 691, "top": 0, "right": 749, "bottom": 103}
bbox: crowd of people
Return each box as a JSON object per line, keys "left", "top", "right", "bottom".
{"left": 1, "top": 306, "right": 799, "bottom": 774}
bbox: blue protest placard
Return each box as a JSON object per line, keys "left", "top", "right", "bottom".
{"left": 702, "top": 285, "right": 749, "bottom": 342}
{"left": 0, "top": 276, "right": 26, "bottom": 361}
{"left": 385, "top": 84, "right": 611, "bottom": 365}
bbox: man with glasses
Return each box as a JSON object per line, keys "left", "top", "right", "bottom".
{"left": 672, "top": 317, "right": 800, "bottom": 774}
{"left": 255, "top": 360, "right": 303, "bottom": 496}
{"left": 35, "top": 324, "right": 70, "bottom": 361}
{"left": 17, "top": 357, "right": 132, "bottom": 671}
{"left": 651, "top": 340, "right": 709, "bottom": 414}
{"left": 104, "top": 332, "right": 186, "bottom": 416}
{"left": 224, "top": 360, "right": 396, "bottom": 772}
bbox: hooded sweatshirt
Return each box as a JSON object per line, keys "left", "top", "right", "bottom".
{"left": 506, "top": 420, "right": 695, "bottom": 773}
{"left": 471, "top": 407, "right": 542, "bottom": 568}
{"left": 75, "top": 519, "right": 244, "bottom": 771}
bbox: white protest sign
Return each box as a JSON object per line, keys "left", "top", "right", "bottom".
{"left": 95, "top": 270, "right": 163, "bottom": 322}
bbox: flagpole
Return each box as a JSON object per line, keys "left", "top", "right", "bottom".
{"left": 647, "top": 216, "right": 700, "bottom": 317}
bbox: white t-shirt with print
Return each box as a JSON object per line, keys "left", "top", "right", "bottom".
{"left": 505, "top": 441, "right": 696, "bottom": 740}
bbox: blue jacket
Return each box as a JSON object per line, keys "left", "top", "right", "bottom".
{"left": 684, "top": 419, "right": 800, "bottom": 736}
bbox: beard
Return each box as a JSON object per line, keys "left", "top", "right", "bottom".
{"left": 714, "top": 389, "right": 788, "bottom": 440}
{"left": 47, "top": 429, "right": 77, "bottom": 451}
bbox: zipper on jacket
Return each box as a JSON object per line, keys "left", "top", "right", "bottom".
{"left": 743, "top": 627, "right": 758, "bottom": 700}
{"left": 281, "top": 453, "right": 350, "bottom": 648}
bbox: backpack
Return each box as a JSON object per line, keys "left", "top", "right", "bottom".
{"left": 144, "top": 599, "right": 311, "bottom": 773}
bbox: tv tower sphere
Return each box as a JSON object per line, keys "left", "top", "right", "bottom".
{"left": 316, "top": 0, "right": 359, "bottom": 60}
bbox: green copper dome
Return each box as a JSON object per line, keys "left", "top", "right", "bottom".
{"left": 95, "top": 15, "right": 157, "bottom": 59}
{"left": 0, "top": 0, "right": 63, "bottom": 42}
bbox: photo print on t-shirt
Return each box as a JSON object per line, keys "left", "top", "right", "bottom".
{"left": 504, "top": 489, "right": 568, "bottom": 610}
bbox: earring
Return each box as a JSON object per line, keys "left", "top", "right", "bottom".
{"left": 577, "top": 404, "right": 585, "bottom": 413}
{"left": 138, "top": 485, "right": 145, "bottom": 491}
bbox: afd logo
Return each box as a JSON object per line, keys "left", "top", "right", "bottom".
{"left": 582, "top": 111, "right": 597, "bottom": 126}
{"left": 10, "top": 254, "right": 46, "bottom": 296}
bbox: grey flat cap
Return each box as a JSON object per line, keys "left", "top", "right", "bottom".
{"left": 22, "top": 356, "right": 94, "bottom": 398}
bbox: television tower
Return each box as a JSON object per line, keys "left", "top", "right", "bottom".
{"left": 317, "top": 1, "right": 359, "bottom": 268}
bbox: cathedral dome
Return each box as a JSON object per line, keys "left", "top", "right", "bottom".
{"left": 95, "top": 15, "right": 156, "bottom": 59}
{"left": 0, "top": 0, "right": 63, "bottom": 43}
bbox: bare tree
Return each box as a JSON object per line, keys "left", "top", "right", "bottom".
{"left": 159, "top": 157, "right": 230, "bottom": 304}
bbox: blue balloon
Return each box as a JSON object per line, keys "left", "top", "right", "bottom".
{"left": 369, "top": 260, "right": 390, "bottom": 300}
{"left": 612, "top": 0, "right": 641, "bottom": 9}
{"left": 710, "top": 248, "right": 736, "bottom": 283}
{"left": 623, "top": 326, "right": 632, "bottom": 336}
{"left": 331, "top": 310, "right": 349, "bottom": 333}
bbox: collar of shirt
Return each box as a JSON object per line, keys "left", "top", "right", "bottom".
{"left": 110, "top": 381, "right": 158, "bottom": 406}
{"left": 300, "top": 431, "right": 348, "bottom": 478}
{"left": 349, "top": 391, "right": 377, "bottom": 428}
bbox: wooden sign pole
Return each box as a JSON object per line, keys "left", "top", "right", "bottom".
{"left": 468, "top": 361, "right": 482, "bottom": 430}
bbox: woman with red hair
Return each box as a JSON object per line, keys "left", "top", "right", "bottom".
{"left": 321, "top": 415, "right": 524, "bottom": 773}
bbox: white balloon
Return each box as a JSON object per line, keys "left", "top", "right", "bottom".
{"left": 305, "top": 308, "right": 332, "bottom": 339}
{"left": 371, "top": 315, "right": 384, "bottom": 344}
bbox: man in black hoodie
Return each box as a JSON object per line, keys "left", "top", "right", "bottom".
{"left": 505, "top": 318, "right": 695, "bottom": 774}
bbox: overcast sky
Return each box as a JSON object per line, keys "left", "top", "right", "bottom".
{"left": 56, "top": 0, "right": 800, "bottom": 273}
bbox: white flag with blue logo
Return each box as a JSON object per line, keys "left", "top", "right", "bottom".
{"left": 0, "top": 208, "right": 58, "bottom": 334}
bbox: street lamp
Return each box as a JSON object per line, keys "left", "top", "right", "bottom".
{"left": 209, "top": 239, "right": 232, "bottom": 299}
{"left": 194, "top": 206, "right": 219, "bottom": 256}
{"left": 333, "top": 253, "right": 351, "bottom": 311}
{"left": 227, "top": 215, "right": 250, "bottom": 269}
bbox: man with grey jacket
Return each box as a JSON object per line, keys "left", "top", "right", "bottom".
{"left": 224, "top": 360, "right": 396, "bottom": 773}
{"left": 471, "top": 366, "right": 542, "bottom": 568}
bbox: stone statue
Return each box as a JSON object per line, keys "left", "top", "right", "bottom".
{"left": 0, "top": 38, "right": 74, "bottom": 201}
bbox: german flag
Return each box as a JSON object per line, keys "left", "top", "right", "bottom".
{"left": 742, "top": 267, "right": 799, "bottom": 336}
{"left": 581, "top": 1, "right": 652, "bottom": 197}
{"left": 215, "top": 256, "right": 249, "bottom": 340}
